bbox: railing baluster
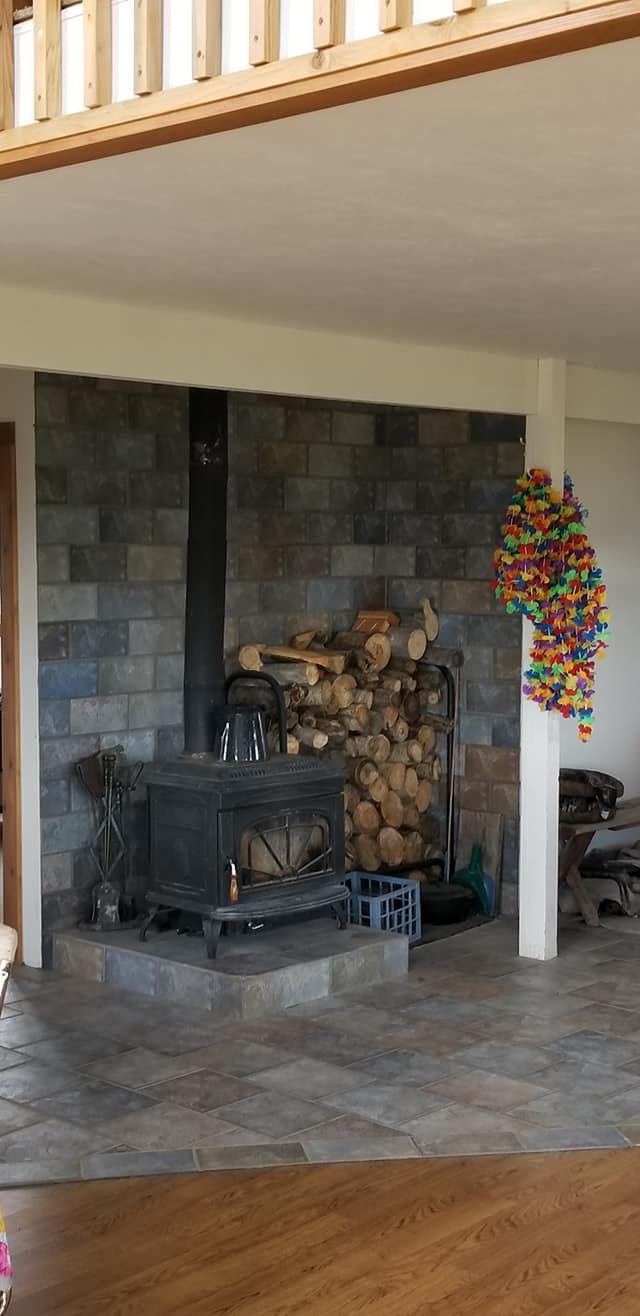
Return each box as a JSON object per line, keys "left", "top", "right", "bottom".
{"left": 84, "top": 0, "right": 112, "bottom": 109}
{"left": 379, "top": 0, "right": 412, "bottom": 31}
{"left": 313, "top": 0, "right": 345, "bottom": 49}
{"left": 453, "top": 0, "right": 487, "bottom": 11}
{"left": 249, "top": 0, "right": 280, "bottom": 67}
{"left": 135, "top": 0, "right": 163, "bottom": 95}
{"left": 192, "top": 0, "right": 222, "bottom": 81}
{"left": 34, "top": 0, "right": 61, "bottom": 121}
{"left": 0, "top": 0, "right": 13, "bottom": 131}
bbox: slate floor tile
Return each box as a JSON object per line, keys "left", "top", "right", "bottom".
{"left": 322, "top": 1082, "right": 450, "bottom": 1127}
{"left": 0, "top": 1048, "right": 31, "bottom": 1072}
{"left": 284, "top": 1028, "right": 392, "bottom": 1067}
{"left": 427, "top": 1070, "right": 548, "bottom": 1111}
{"left": 550, "top": 1030, "right": 640, "bottom": 1068}
{"left": 530, "top": 1058, "right": 639, "bottom": 1098}
{"left": 213, "top": 1091, "right": 334, "bottom": 1140}
{"left": 509, "top": 1090, "right": 635, "bottom": 1129}
{"left": 177, "top": 1040, "right": 298, "bottom": 1077}
{"left": 142, "top": 1070, "right": 261, "bottom": 1112}
{"left": 0, "top": 1118, "right": 117, "bottom": 1163}
{"left": 299, "top": 1135, "right": 420, "bottom": 1163}
{"left": 195, "top": 1143, "right": 308, "bottom": 1171}
{"left": 0, "top": 1159, "right": 82, "bottom": 1187}
{"left": 18, "top": 1031, "right": 132, "bottom": 1071}
{"left": 451, "top": 1041, "right": 555, "bottom": 1077}
{"left": 0, "top": 1098, "right": 43, "bottom": 1135}
{"left": 349, "top": 1050, "right": 465, "bottom": 1087}
{"left": 516, "top": 1125, "right": 630, "bottom": 1152}
{"left": 0, "top": 1060, "right": 87, "bottom": 1104}
{"left": 98, "top": 1102, "right": 242, "bottom": 1151}
{"left": 253, "top": 1058, "right": 371, "bottom": 1100}
{"left": 0, "top": 1016, "right": 63, "bottom": 1048}
{"left": 400, "top": 1104, "right": 530, "bottom": 1149}
{"left": 35, "top": 1079, "right": 158, "bottom": 1128}
{"left": 85, "top": 1048, "right": 205, "bottom": 1088}
{"left": 427, "top": 1132, "right": 524, "bottom": 1156}
{"left": 81, "top": 1149, "right": 197, "bottom": 1180}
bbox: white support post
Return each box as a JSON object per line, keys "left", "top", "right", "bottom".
{"left": 518, "top": 359, "right": 566, "bottom": 961}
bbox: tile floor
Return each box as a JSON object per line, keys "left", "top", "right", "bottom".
{"left": 3, "top": 917, "right": 640, "bottom": 1185}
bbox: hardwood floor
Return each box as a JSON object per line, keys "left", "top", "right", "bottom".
{"left": 5, "top": 1151, "right": 640, "bottom": 1314}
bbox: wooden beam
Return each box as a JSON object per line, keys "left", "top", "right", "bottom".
{"left": 314, "top": 0, "right": 345, "bottom": 48}
{"left": 379, "top": 0, "right": 412, "bottom": 31}
{"left": 249, "top": 0, "right": 280, "bottom": 66}
{"left": 84, "top": 0, "right": 112, "bottom": 109}
{"left": 192, "top": 0, "right": 222, "bottom": 81}
{"left": 0, "top": 0, "right": 639, "bottom": 179}
{"left": 134, "top": 0, "right": 163, "bottom": 96}
{"left": 454, "top": 0, "right": 487, "bottom": 13}
{"left": 0, "top": 0, "right": 13, "bottom": 132}
{"left": 33, "top": 0, "right": 61, "bottom": 121}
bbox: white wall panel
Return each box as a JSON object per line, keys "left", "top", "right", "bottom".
{"left": 112, "top": 0, "right": 134, "bottom": 102}
{"left": 164, "top": 0, "right": 193, "bottom": 89}
{"left": 346, "top": 0, "right": 379, "bottom": 41}
{"left": 222, "top": 0, "right": 251, "bottom": 73}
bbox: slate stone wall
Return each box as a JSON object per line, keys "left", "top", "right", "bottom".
{"left": 36, "top": 376, "right": 189, "bottom": 933}
{"left": 225, "top": 397, "right": 524, "bottom": 902}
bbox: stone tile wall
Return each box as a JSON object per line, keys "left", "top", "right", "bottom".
{"left": 36, "top": 376, "right": 189, "bottom": 933}
{"left": 225, "top": 396, "right": 524, "bottom": 900}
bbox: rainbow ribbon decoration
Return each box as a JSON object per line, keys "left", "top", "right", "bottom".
{"left": 493, "top": 469, "right": 610, "bottom": 741}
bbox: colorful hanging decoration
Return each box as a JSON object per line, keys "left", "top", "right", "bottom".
{"left": 493, "top": 468, "right": 610, "bottom": 741}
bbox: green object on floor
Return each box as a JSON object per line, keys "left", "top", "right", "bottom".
{"left": 452, "top": 845, "right": 495, "bottom": 916}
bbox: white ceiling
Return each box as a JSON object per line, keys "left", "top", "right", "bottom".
{"left": 2, "top": 38, "right": 640, "bottom": 368}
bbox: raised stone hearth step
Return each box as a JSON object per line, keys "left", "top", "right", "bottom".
{"left": 51, "top": 921, "right": 408, "bottom": 1021}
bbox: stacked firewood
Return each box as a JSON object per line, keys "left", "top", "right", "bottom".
{"left": 236, "top": 600, "right": 445, "bottom": 873}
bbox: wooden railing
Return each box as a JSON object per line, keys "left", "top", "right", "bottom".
{"left": 0, "top": 0, "right": 639, "bottom": 175}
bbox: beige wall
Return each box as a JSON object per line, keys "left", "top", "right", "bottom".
{"left": 560, "top": 419, "right": 640, "bottom": 803}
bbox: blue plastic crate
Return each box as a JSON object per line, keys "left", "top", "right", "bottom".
{"left": 347, "top": 871, "right": 422, "bottom": 944}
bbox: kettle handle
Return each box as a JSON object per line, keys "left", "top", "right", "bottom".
{"left": 224, "top": 670, "right": 288, "bottom": 755}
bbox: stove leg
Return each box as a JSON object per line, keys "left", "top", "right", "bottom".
{"left": 203, "top": 917, "right": 223, "bottom": 959}
{"left": 139, "top": 905, "right": 160, "bottom": 943}
{"left": 331, "top": 901, "right": 348, "bottom": 931}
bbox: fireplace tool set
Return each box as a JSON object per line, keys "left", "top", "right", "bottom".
{"left": 76, "top": 748, "right": 143, "bottom": 931}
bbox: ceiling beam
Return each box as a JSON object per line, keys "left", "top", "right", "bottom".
{"left": 0, "top": 0, "right": 639, "bottom": 179}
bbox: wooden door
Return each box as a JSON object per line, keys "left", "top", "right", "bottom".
{"left": 0, "top": 425, "right": 21, "bottom": 955}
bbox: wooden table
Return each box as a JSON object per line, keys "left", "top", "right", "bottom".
{"left": 559, "top": 797, "right": 640, "bottom": 926}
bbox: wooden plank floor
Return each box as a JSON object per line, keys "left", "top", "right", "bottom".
{"left": 5, "top": 1151, "right": 640, "bottom": 1314}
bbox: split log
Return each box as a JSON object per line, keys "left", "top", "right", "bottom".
{"left": 353, "top": 801, "right": 381, "bottom": 836}
{"left": 389, "top": 744, "right": 411, "bottom": 763}
{"left": 379, "top": 675, "right": 402, "bottom": 694}
{"left": 416, "top": 761, "right": 435, "bottom": 781}
{"left": 378, "top": 826, "right": 404, "bottom": 868}
{"left": 300, "top": 716, "right": 347, "bottom": 747}
{"left": 344, "top": 783, "right": 361, "bottom": 814}
{"left": 354, "top": 834, "right": 381, "bottom": 872}
{"left": 417, "top": 725, "right": 437, "bottom": 753}
{"left": 433, "top": 757, "right": 442, "bottom": 782}
{"left": 384, "top": 669, "right": 417, "bottom": 693}
{"left": 343, "top": 737, "right": 359, "bottom": 758}
{"left": 333, "top": 673, "right": 357, "bottom": 708}
{"left": 382, "top": 704, "right": 400, "bottom": 731}
{"left": 353, "top": 609, "right": 400, "bottom": 632}
{"left": 371, "top": 688, "right": 401, "bottom": 710}
{"left": 407, "top": 740, "right": 423, "bottom": 764}
{"left": 391, "top": 658, "right": 418, "bottom": 676}
{"left": 416, "top": 780, "right": 433, "bottom": 812}
{"left": 404, "top": 831, "right": 426, "bottom": 865}
{"left": 388, "top": 627, "right": 427, "bottom": 661}
{"left": 297, "top": 684, "right": 334, "bottom": 709}
{"left": 403, "top": 767, "right": 419, "bottom": 800}
{"left": 369, "top": 735, "right": 392, "bottom": 764}
{"left": 290, "top": 630, "right": 317, "bottom": 650}
{"left": 345, "top": 839, "right": 357, "bottom": 870}
{"left": 340, "top": 711, "right": 370, "bottom": 735}
{"left": 344, "top": 812, "right": 354, "bottom": 840}
{"left": 369, "top": 776, "right": 389, "bottom": 805}
{"left": 380, "top": 790, "right": 404, "bottom": 829}
{"left": 239, "top": 643, "right": 346, "bottom": 674}
{"left": 421, "top": 597, "right": 440, "bottom": 642}
{"left": 236, "top": 656, "right": 321, "bottom": 686}
{"left": 366, "top": 710, "right": 384, "bottom": 736}
{"left": 353, "top": 759, "right": 379, "bottom": 791}
{"left": 364, "top": 632, "right": 392, "bottom": 671}
{"left": 294, "top": 725, "right": 329, "bottom": 751}
{"left": 402, "top": 692, "right": 421, "bottom": 724}
{"left": 403, "top": 803, "right": 420, "bottom": 829}
{"left": 385, "top": 762, "right": 407, "bottom": 794}
{"left": 390, "top": 717, "right": 409, "bottom": 743}
{"left": 351, "top": 689, "right": 374, "bottom": 709}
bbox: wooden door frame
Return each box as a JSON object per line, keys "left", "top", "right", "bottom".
{"left": 0, "top": 424, "right": 21, "bottom": 956}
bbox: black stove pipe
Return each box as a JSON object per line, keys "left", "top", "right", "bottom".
{"left": 183, "top": 388, "right": 228, "bottom": 753}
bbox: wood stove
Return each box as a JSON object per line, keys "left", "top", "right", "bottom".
{"left": 142, "top": 755, "right": 349, "bottom": 957}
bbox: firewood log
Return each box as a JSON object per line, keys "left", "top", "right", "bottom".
{"left": 294, "top": 725, "right": 329, "bottom": 751}
{"left": 404, "top": 830, "right": 426, "bottom": 865}
{"left": 378, "top": 826, "right": 404, "bottom": 867}
{"left": 344, "top": 782, "right": 361, "bottom": 814}
{"left": 367, "top": 710, "right": 384, "bottom": 736}
{"left": 344, "top": 812, "right": 354, "bottom": 840}
{"left": 320, "top": 679, "right": 341, "bottom": 716}
{"left": 351, "top": 689, "right": 374, "bottom": 709}
{"left": 388, "top": 627, "right": 427, "bottom": 661}
{"left": 369, "top": 776, "right": 389, "bottom": 805}
{"left": 332, "top": 673, "right": 357, "bottom": 708}
{"left": 352, "top": 609, "right": 400, "bottom": 632}
{"left": 340, "top": 711, "right": 370, "bottom": 734}
{"left": 290, "top": 630, "right": 318, "bottom": 650}
{"left": 380, "top": 790, "right": 404, "bottom": 829}
{"left": 363, "top": 632, "right": 392, "bottom": 671}
{"left": 354, "top": 834, "right": 381, "bottom": 872}
{"left": 407, "top": 740, "right": 423, "bottom": 764}
{"left": 239, "top": 643, "right": 346, "bottom": 674}
{"left": 415, "top": 761, "right": 434, "bottom": 781}
{"left": 298, "top": 684, "right": 331, "bottom": 709}
{"left": 404, "top": 767, "right": 419, "bottom": 799}
{"left": 369, "top": 734, "right": 392, "bottom": 764}
{"left": 384, "top": 669, "right": 417, "bottom": 693}
{"left": 421, "top": 597, "right": 440, "bottom": 642}
{"left": 416, "top": 669, "right": 443, "bottom": 693}
{"left": 416, "top": 780, "right": 433, "bottom": 812}
{"left": 390, "top": 717, "right": 409, "bottom": 743}
{"left": 379, "top": 675, "right": 402, "bottom": 694}
{"left": 371, "top": 688, "right": 401, "bottom": 709}
{"left": 343, "top": 737, "right": 359, "bottom": 758}
{"left": 403, "top": 803, "right": 420, "bottom": 829}
{"left": 402, "top": 692, "right": 421, "bottom": 724}
{"left": 417, "top": 725, "right": 437, "bottom": 753}
{"left": 433, "top": 756, "right": 442, "bottom": 782}
{"left": 237, "top": 655, "right": 321, "bottom": 686}
{"left": 382, "top": 704, "right": 400, "bottom": 730}
{"left": 353, "top": 759, "right": 379, "bottom": 791}
{"left": 389, "top": 743, "right": 411, "bottom": 763}
{"left": 384, "top": 761, "right": 407, "bottom": 794}
{"left": 345, "top": 839, "right": 357, "bottom": 870}
{"left": 391, "top": 658, "right": 418, "bottom": 676}
{"left": 353, "top": 801, "right": 381, "bottom": 836}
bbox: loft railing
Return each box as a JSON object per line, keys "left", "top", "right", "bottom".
{"left": 0, "top": 0, "right": 638, "bottom": 176}
{"left": 0, "top": 0, "right": 497, "bottom": 133}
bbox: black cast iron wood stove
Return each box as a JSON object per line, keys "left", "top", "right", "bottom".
{"left": 140, "top": 389, "right": 349, "bottom": 958}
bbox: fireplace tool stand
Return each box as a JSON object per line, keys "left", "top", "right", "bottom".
{"left": 76, "top": 749, "right": 143, "bottom": 930}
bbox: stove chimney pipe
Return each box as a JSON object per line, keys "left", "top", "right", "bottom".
{"left": 183, "top": 388, "right": 228, "bottom": 753}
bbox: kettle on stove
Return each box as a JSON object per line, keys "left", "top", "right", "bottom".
{"left": 213, "top": 671, "right": 288, "bottom": 763}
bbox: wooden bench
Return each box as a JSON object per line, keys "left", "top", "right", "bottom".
{"left": 559, "top": 797, "right": 640, "bottom": 926}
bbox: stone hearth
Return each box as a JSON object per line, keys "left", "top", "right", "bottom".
{"left": 51, "top": 919, "right": 408, "bottom": 1020}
